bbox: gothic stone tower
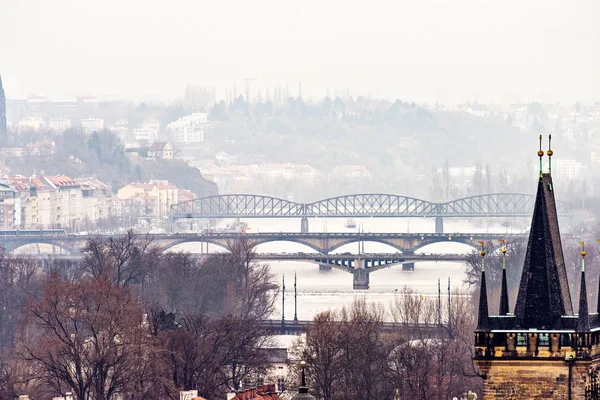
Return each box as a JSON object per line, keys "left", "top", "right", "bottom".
{"left": 474, "top": 136, "right": 600, "bottom": 399}
{"left": 0, "top": 74, "right": 6, "bottom": 137}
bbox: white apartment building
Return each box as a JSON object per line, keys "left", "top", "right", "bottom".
{"left": 133, "top": 119, "right": 161, "bottom": 142}
{"left": 0, "top": 183, "right": 20, "bottom": 229}
{"left": 133, "top": 128, "right": 157, "bottom": 142}
{"left": 81, "top": 118, "right": 105, "bottom": 134}
{"left": 166, "top": 113, "right": 208, "bottom": 144}
{"left": 48, "top": 117, "right": 72, "bottom": 132}
{"left": 243, "top": 78, "right": 259, "bottom": 104}
{"left": 18, "top": 117, "right": 45, "bottom": 132}
{"left": 110, "top": 119, "right": 129, "bottom": 141}
{"left": 3, "top": 175, "right": 112, "bottom": 230}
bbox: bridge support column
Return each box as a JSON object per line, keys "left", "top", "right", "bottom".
{"left": 435, "top": 217, "right": 444, "bottom": 234}
{"left": 319, "top": 264, "right": 332, "bottom": 272}
{"left": 300, "top": 217, "right": 309, "bottom": 233}
{"left": 353, "top": 258, "right": 369, "bottom": 289}
{"left": 402, "top": 262, "right": 415, "bottom": 271}
{"left": 353, "top": 269, "right": 370, "bottom": 289}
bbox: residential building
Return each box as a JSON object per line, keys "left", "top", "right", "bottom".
{"left": 0, "top": 183, "right": 20, "bottom": 228}
{"left": 133, "top": 127, "right": 157, "bottom": 143}
{"left": 79, "top": 177, "right": 112, "bottom": 226}
{"left": 116, "top": 180, "right": 194, "bottom": 226}
{"left": 242, "top": 78, "right": 259, "bottom": 104}
{"left": 167, "top": 113, "right": 208, "bottom": 145}
{"left": 147, "top": 142, "right": 174, "bottom": 160}
{"left": 48, "top": 117, "right": 71, "bottom": 132}
{"left": 18, "top": 117, "right": 45, "bottom": 132}
{"left": 81, "top": 118, "right": 104, "bottom": 134}
{"left": 2, "top": 175, "right": 111, "bottom": 230}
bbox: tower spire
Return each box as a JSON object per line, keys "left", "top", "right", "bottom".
{"left": 577, "top": 242, "right": 590, "bottom": 332}
{"left": 547, "top": 134, "right": 553, "bottom": 175}
{"left": 514, "top": 136, "right": 573, "bottom": 328}
{"left": 499, "top": 239, "right": 510, "bottom": 315}
{"left": 476, "top": 241, "right": 489, "bottom": 331}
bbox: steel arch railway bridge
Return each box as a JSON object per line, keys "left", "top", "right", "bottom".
{"left": 169, "top": 193, "right": 572, "bottom": 233}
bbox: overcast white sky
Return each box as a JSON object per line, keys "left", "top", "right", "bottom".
{"left": 1, "top": 0, "right": 599, "bottom": 104}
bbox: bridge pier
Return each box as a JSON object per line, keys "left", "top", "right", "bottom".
{"left": 435, "top": 217, "right": 444, "bottom": 234}
{"left": 353, "top": 269, "right": 370, "bottom": 289}
{"left": 353, "top": 258, "right": 369, "bottom": 289}
{"left": 319, "top": 264, "right": 332, "bottom": 272}
{"left": 300, "top": 217, "right": 309, "bottom": 233}
{"left": 402, "top": 262, "right": 415, "bottom": 271}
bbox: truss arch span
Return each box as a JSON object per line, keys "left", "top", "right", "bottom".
{"left": 170, "top": 194, "right": 305, "bottom": 218}
{"left": 305, "top": 194, "right": 438, "bottom": 217}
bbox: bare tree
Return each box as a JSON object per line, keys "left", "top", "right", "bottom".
{"left": 19, "top": 274, "right": 150, "bottom": 400}
{"left": 81, "top": 230, "right": 161, "bottom": 287}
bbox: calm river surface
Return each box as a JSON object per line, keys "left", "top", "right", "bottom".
{"left": 174, "top": 216, "right": 528, "bottom": 320}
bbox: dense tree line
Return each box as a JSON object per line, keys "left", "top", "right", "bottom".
{"left": 0, "top": 234, "right": 276, "bottom": 399}
{"left": 293, "top": 293, "right": 482, "bottom": 400}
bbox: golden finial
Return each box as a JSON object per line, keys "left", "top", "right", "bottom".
{"left": 538, "top": 135, "right": 544, "bottom": 176}
{"left": 478, "top": 241, "right": 486, "bottom": 273}
{"left": 547, "top": 134, "right": 553, "bottom": 174}
{"left": 580, "top": 241, "right": 586, "bottom": 272}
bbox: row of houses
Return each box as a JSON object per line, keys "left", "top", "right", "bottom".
{"left": 0, "top": 176, "right": 194, "bottom": 230}
{"left": 0, "top": 176, "right": 111, "bottom": 230}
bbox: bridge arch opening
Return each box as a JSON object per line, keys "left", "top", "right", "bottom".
{"left": 252, "top": 241, "right": 323, "bottom": 254}
{"left": 7, "top": 242, "right": 75, "bottom": 255}
{"left": 161, "top": 240, "right": 229, "bottom": 254}
{"left": 330, "top": 241, "right": 406, "bottom": 254}
{"left": 414, "top": 241, "right": 475, "bottom": 255}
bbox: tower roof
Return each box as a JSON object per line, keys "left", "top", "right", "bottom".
{"left": 514, "top": 173, "right": 573, "bottom": 329}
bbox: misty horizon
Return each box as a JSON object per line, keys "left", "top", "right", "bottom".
{"left": 2, "top": 0, "right": 599, "bottom": 104}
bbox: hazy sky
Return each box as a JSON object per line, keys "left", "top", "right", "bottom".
{"left": 1, "top": 0, "right": 599, "bottom": 104}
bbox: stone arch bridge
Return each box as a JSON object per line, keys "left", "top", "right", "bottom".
{"left": 0, "top": 231, "right": 525, "bottom": 255}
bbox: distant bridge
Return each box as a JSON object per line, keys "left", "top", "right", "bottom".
{"left": 261, "top": 319, "right": 449, "bottom": 337}
{"left": 170, "top": 193, "right": 571, "bottom": 233}
{"left": 0, "top": 231, "right": 524, "bottom": 255}
{"left": 170, "top": 193, "right": 571, "bottom": 219}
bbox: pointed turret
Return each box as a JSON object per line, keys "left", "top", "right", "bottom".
{"left": 476, "top": 242, "right": 489, "bottom": 331}
{"left": 499, "top": 240, "right": 510, "bottom": 316}
{"left": 514, "top": 139, "right": 573, "bottom": 328}
{"left": 577, "top": 243, "right": 590, "bottom": 332}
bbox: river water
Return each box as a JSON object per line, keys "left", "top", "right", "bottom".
{"left": 15, "top": 217, "right": 527, "bottom": 320}
{"left": 173, "top": 216, "right": 528, "bottom": 320}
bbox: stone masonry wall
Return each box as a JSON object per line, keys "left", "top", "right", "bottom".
{"left": 477, "top": 359, "right": 591, "bottom": 399}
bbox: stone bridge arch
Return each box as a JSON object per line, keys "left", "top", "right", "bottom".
{"left": 2, "top": 239, "right": 79, "bottom": 255}
{"left": 158, "top": 238, "right": 231, "bottom": 253}
{"left": 326, "top": 238, "right": 410, "bottom": 253}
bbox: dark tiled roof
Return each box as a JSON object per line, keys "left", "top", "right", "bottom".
{"left": 513, "top": 174, "right": 573, "bottom": 329}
